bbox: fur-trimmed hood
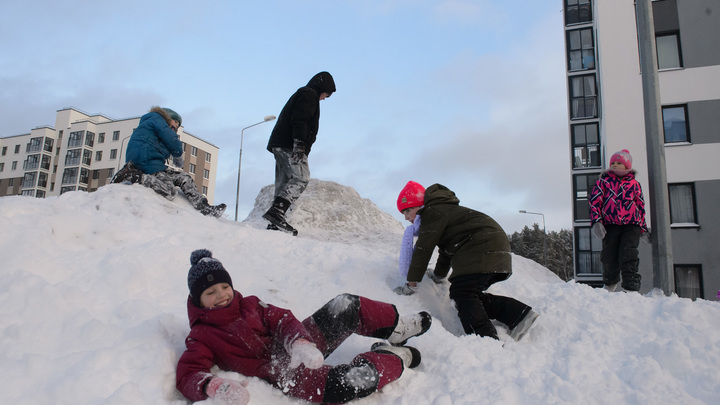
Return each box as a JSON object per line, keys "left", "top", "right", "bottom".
{"left": 150, "top": 106, "right": 182, "bottom": 126}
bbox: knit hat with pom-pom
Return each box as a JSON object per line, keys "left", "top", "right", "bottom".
{"left": 610, "top": 149, "right": 632, "bottom": 170}
{"left": 397, "top": 181, "right": 426, "bottom": 212}
{"left": 187, "top": 249, "right": 233, "bottom": 307}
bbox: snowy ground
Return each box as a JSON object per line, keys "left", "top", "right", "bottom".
{"left": 1, "top": 183, "right": 719, "bottom": 405}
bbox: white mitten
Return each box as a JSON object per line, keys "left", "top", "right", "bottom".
{"left": 289, "top": 339, "right": 324, "bottom": 369}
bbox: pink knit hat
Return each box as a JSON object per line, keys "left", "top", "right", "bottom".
{"left": 610, "top": 149, "right": 632, "bottom": 170}
{"left": 397, "top": 181, "right": 425, "bottom": 212}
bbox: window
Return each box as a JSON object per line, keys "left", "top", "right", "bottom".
{"left": 62, "top": 168, "right": 79, "bottom": 185}
{"left": 82, "top": 150, "right": 92, "bottom": 166}
{"left": 572, "top": 123, "right": 600, "bottom": 168}
{"left": 668, "top": 183, "right": 697, "bottom": 224}
{"left": 566, "top": 0, "right": 591, "bottom": 25}
{"left": 567, "top": 28, "right": 595, "bottom": 71}
{"left": 95, "top": 151, "right": 103, "bottom": 161}
{"left": 36, "top": 190, "right": 45, "bottom": 198}
{"left": 191, "top": 146, "right": 198, "bottom": 157}
{"left": 112, "top": 131, "right": 120, "bottom": 141}
{"left": 60, "top": 186, "right": 76, "bottom": 195}
{"left": 0, "top": 162, "right": 3, "bottom": 172}
{"left": 674, "top": 265, "right": 703, "bottom": 300}
{"left": 9, "top": 178, "right": 14, "bottom": 186}
{"left": 21, "top": 190, "right": 34, "bottom": 197}
{"left": 93, "top": 170, "right": 99, "bottom": 180}
{"left": 14, "top": 145, "right": 20, "bottom": 154}
{"left": 68, "top": 131, "right": 84, "bottom": 148}
{"left": 22, "top": 172, "right": 37, "bottom": 188}
{"left": 41, "top": 155, "right": 51, "bottom": 170}
{"left": 110, "top": 149, "right": 118, "bottom": 160}
{"left": 662, "top": 105, "right": 689, "bottom": 143}
{"left": 107, "top": 168, "right": 114, "bottom": 178}
{"left": 98, "top": 132, "right": 105, "bottom": 143}
{"left": 38, "top": 172, "right": 48, "bottom": 188}
{"left": 12, "top": 161, "right": 17, "bottom": 170}
{"left": 574, "top": 173, "right": 599, "bottom": 221}
{"left": 1, "top": 146, "right": 6, "bottom": 155}
{"left": 189, "top": 163, "right": 196, "bottom": 174}
{"left": 65, "top": 149, "right": 82, "bottom": 166}
{"left": 575, "top": 226, "right": 602, "bottom": 275}
{"left": 570, "top": 74, "right": 597, "bottom": 119}
{"left": 85, "top": 131, "right": 95, "bottom": 147}
{"left": 27, "top": 137, "right": 43, "bottom": 153}
{"left": 203, "top": 169, "right": 210, "bottom": 179}
{"left": 44, "top": 138, "right": 53, "bottom": 152}
{"left": 206, "top": 152, "right": 211, "bottom": 162}
{"left": 79, "top": 168, "right": 89, "bottom": 184}
{"left": 656, "top": 33, "right": 682, "bottom": 69}
{"left": 202, "top": 186, "right": 208, "bottom": 195}
{"left": 24, "top": 154, "right": 40, "bottom": 170}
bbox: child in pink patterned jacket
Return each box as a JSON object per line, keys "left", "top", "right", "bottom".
{"left": 589, "top": 149, "right": 648, "bottom": 292}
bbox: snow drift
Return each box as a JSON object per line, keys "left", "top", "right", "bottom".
{"left": 0, "top": 180, "right": 719, "bottom": 405}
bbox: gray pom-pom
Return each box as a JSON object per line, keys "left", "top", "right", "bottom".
{"left": 190, "top": 249, "right": 213, "bottom": 266}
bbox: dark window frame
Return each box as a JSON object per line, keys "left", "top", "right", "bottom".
{"left": 668, "top": 183, "right": 698, "bottom": 225}
{"left": 567, "top": 27, "right": 595, "bottom": 71}
{"left": 569, "top": 74, "right": 598, "bottom": 119}
{"left": 573, "top": 172, "right": 600, "bottom": 221}
{"left": 674, "top": 264, "right": 703, "bottom": 300}
{"left": 565, "top": 0, "right": 592, "bottom": 25}
{"left": 575, "top": 226, "right": 602, "bottom": 276}
{"left": 662, "top": 104, "right": 690, "bottom": 143}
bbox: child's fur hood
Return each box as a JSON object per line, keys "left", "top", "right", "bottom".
{"left": 150, "top": 106, "right": 174, "bottom": 124}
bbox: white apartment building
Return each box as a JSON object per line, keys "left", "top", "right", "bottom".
{"left": 0, "top": 107, "right": 220, "bottom": 204}
{"left": 564, "top": 0, "right": 720, "bottom": 299}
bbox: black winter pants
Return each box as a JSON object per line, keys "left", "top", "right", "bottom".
{"left": 601, "top": 224, "right": 642, "bottom": 291}
{"left": 449, "top": 273, "right": 531, "bottom": 339}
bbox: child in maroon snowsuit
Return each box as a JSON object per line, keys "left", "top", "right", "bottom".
{"left": 176, "top": 249, "right": 431, "bottom": 405}
{"left": 589, "top": 149, "right": 648, "bottom": 292}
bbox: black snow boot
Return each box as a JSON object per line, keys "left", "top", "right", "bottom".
{"left": 262, "top": 197, "right": 298, "bottom": 236}
{"left": 198, "top": 198, "right": 226, "bottom": 218}
{"left": 112, "top": 161, "right": 143, "bottom": 184}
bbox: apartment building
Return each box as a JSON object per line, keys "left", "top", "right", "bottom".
{"left": 564, "top": 0, "right": 720, "bottom": 299}
{"left": 0, "top": 107, "right": 220, "bottom": 204}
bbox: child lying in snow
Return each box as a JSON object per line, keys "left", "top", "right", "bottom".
{"left": 176, "top": 249, "right": 432, "bottom": 404}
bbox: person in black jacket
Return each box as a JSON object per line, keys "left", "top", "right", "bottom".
{"left": 263, "top": 72, "right": 336, "bottom": 235}
{"left": 394, "top": 182, "right": 539, "bottom": 341}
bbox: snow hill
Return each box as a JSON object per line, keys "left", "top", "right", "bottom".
{"left": 0, "top": 180, "right": 719, "bottom": 405}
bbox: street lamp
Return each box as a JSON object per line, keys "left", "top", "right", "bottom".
{"left": 519, "top": 210, "right": 547, "bottom": 267}
{"left": 235, "top": 115, "right": 277, "bottom": 221}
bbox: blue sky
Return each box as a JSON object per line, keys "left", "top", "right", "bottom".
{"left": 1, "top": 0, "right": 571, "bottom": 232}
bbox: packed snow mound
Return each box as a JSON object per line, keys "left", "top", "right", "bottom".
{"left": 244, "top": 178, "right": 405, "bottom": 244}
{"left": 1, "top": 184, "right": 720, "bottom": 405}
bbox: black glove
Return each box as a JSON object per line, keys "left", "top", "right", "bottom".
{"left": 291, "top": 140, "right": 306, "bottom": 164}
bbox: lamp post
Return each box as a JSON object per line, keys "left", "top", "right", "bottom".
{"left": 519, "top": 210, "right": 547, "bottom": 267}
{"left": 235, "top": 115, "right": 276, "bottom": 221}
{"left": 117, "top": 135, "right": 132, "bottom": 172}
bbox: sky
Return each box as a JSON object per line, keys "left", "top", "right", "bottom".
{"left": 1, "top": 183, "right": 718, "bottom": 404}
{"left": 0, "top": 0, "right": 571, "bottom": 232}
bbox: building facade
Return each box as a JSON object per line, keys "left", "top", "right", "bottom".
{"left": 0, "top": 107, "right": 220, "bottom": 204}
{"left": 564, "top": 0, "right": 720, "bottom": 299}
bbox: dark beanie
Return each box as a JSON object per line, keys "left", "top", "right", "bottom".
{"left": 187, "top": 249, "right": 233, "bottom": 307}
{"left": 163, "top": 108, "right": 182, "bottom": 126}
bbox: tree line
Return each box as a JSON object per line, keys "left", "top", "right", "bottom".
{"left": 508, "top": 224, "right": 574, "bottom": 281}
